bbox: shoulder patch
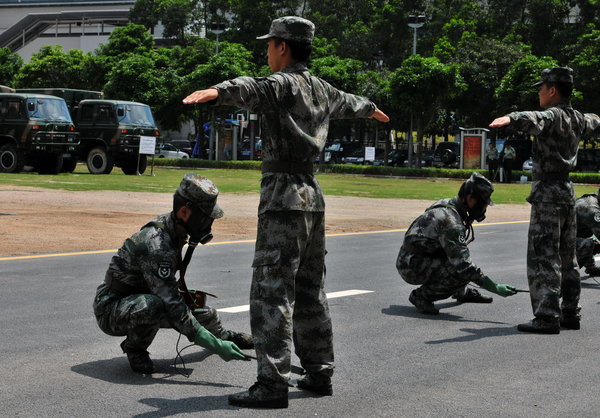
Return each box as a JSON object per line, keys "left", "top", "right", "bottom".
{"left": 157, "top": 262, "right": 172, "bottom": 279}
{"left": 458, "top": 233, "right": 467, "bottom": 244}
{"left": 594, "top": 213, "right": 600, "bottom": 223}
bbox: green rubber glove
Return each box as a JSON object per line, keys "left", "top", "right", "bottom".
{"left": 480, "top": 276, "right": 517, "bottom": 297}
{"left": 192, "top": 327, "right": 250, "bottom": 362}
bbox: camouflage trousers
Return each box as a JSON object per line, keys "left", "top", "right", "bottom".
{"left": 527, "top": 202, "right": 580, "bottom": 320}
{"left": 576, "top": 237, "right": 596, "bottom": 270}
{"left": 250, "top": 211, "right": 334, "bottom": 393}
{"left": 93, "top": 283, "right": 225, "bottom": 352}
{"left": 396, "top": 247, "right": 471, "bottom": 301}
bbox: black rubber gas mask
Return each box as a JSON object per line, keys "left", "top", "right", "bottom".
{"left": 467, "top": 198, "right": 488, "bottom": 223}
{"left": 178, "top": 205, "right": 214, "bottom": 245}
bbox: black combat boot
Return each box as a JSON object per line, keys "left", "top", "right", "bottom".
{"left": 517, "top": 318, "right": 560, "bottom": 334}
{"left": 453, "top": 287, "right": 493, "bottom": 304}
{"left": 560, "top": 315, "right": 581, "bottom": 330}
{"left": 228, "top": 382, "right": 288, "bottom": 408}
{"left": 585, "top": 265, "right": 600, "bottom": 277}
{"left": 297, "top": 374, "right": 333, "bottom": 396}
{"left": 221, "top": 330, "right": 254, "bottom": 349}
{"left": 121, "top": 341, "right": 154, "bottom": 374}
{"left": 409, "top": 290, "right": 439, "bottom": 315}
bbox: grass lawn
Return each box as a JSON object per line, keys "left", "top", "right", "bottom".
{"left": 1, "top": 164, "right": 598, "bottom": 204}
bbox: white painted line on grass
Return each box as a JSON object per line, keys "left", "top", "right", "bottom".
{"left": 218, "top": 289, "right": 374, "bottom": 313}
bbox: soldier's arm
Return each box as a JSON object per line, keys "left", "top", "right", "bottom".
{"left": 437, "top": 212, "right": 486, "bottom": 285}
{"left": 489, "top": 109, "right": 557, "bottom": 135}
{"left": 183, "top": 76, "right": 274, "bottom": 112}
{"left": 583, "top": 113, "right": 600, "bottom": 139}
{"left": 140, "top": 251, "right": 201, "bottom": 338}
{"left": 323, "top": 81, "right": 377, "bottom": 120}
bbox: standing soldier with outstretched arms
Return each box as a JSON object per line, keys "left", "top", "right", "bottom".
{"left": 490, "top": 67, "right": 600, "bottom": 334}
{"left": 183, "top": 16, "right": 389, "bottom": 408}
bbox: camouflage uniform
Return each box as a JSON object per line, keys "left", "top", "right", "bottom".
{"left": 210, "top": 32, "right": 376, "bottom": 394}
{"left": 575, "top": 193, "right": 600, "bottom": 272}
{"left": 397, "top": 197, "right": 488, "bottom": 301}
{"left": 507, "top": 104, "right": 600, "bottom": 323}
{"left": 93, "top": 213, "right": 233, "bottom": 353}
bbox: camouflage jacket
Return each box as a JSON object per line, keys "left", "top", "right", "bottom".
{"left": 105, "top": 213, "right": 201, "bottom": 338}
{"left": 211, "top": 62, "right": 376, "bottom": 214}
{"left": 576, "top": 194, "right": 600, "bottom": 239}
{"left": 508, "top": 104, "right": 600, "bottom": 204}
{"left": 401, "top": 197, "right": 486, "bottom": 285}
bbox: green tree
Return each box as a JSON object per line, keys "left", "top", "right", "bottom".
{"left": 494, "top": 54, "right": 558, "bottom": 114}
{"left": 0, "top": 47, "right": 23, "bottom": 87}
{"left": 309, "top": 56, "right": 363, "bottom": 93}
{"left": 390, "top": 55, "right": 465, "bottom": 167}
{"left": 14, "top": 46, "right": 93, "bottom": 89}
{"left": 570, "top": 28, "right": 600, "bottom": 113}
{"left": 160, "top": 0, "right": 195, "bottom": 42}
{"left": 129, "top": 0, "right": 162, "bottom": 30}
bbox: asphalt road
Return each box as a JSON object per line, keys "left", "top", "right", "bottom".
{"left": 2, "top": 220, "right": 600, "bottom": 417}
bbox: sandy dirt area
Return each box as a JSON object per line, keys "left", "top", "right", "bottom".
{"left": 0, "top": 185, "right": 531, "bottom": 257}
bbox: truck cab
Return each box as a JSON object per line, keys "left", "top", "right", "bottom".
{"left": 75, "top": 100, "right": 160, "bottom": 174}
{"left": 0, "top": 93, "right": 78, "bottom": 174}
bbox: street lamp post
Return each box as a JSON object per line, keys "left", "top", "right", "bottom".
{"left": 210, "top": 23, "right": 225, "bottom": 53}
{"left": 406, "top": 14, "right": 427, "bottom": 167}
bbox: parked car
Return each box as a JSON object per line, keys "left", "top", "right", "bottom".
{"left": 522, "top": 158, "right": 533, "bottom": 171}
{"left": 342, "top": 148, "right": 365, "bottom": 165}
{"left": 323, "top": 141, "right": 362, "bottom": 164}
{"left": 167, "top": 140, "right": 193, "bottom": 156}
{"left": 432, "top": 141, "right": 460, "bottom": 168}
{"left": 575, "top": 148, "right": 600, "bottom": 172}
{"left": 156, "top": 143, "right": 189, "bottom": 159}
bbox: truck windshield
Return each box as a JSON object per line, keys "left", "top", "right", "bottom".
{"left": 118, "top": 104, "right": 156, "bottom": 127}
{"left": 27, "top": 98, "right": 73, "bottom": 123}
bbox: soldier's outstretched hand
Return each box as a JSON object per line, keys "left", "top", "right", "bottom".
{"left": 370, "top": 108, "right": 390, "bottom": 123}
{"left": 183, "top": 88, "right": 219, "bottom": 105}
{"left": 489, "top": 116, "right": 511, "bottom": 128}
{"left": 495, "top": 284, "right": 518, "bottom": 297}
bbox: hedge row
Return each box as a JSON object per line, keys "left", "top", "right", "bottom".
{"left": 152, "top": 158, "right": 600, "bottom": 184}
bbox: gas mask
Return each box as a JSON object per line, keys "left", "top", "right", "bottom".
{"left": 467, "top": 197, "right": 488, "bottom": 223}
{"left": 177, "top": 205, "right": 214, "bottom": 245}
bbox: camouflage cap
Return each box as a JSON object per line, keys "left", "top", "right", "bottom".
{"left": 464, "top": 172, "right": 494, "bottom": 205}
{"left": 175, "top": 173, "right": 224, "bottom": 219}
{"left": 532, "top": 67, "right": 574, "bottom": 87}
{"left": 256, "top": 16, "right": 315, "bottom": 44}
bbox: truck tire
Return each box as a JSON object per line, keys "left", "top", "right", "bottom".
{"left": 0, "top": 143, "right": 24, "bottom": 173}
{"left": 38, "top": 153, "right": 63, "bottom": 175}
{"left": 61, "top": 158, "right": 77, "bottom": 173}
{"left": 87, "top": 147, "right": 114, "bottom": 175}
{"left": 121, "top": 155, "right": 147, "bottom": 175}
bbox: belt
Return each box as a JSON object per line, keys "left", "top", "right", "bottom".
{"left": 105, "top": 273, "right": 151, "bottom": 296}
{"left": 262, "top": 161, "right": 313, "bottom": 175}
{"left": 532, "top": 172, "right": 569, "bottom": 182}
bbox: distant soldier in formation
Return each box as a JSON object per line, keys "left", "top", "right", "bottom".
{"left": 93, "top": 174, "right": 252, "bottom": 374}
{"left": 183, "top": 16, "right": 389, "bottom": 408}
{"left": 486, "top": 142, "right": 499, "bottom": 181}
{"left": 575, "top": 190, "right": 600, "bottom": 277}
{"left": 397, "top": 172, "right": 517, "bottom": 315}
{"left": 490, "top": 67, "right": 600, "bottom": 334}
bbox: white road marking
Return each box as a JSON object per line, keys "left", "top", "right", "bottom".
{"left": 217, "top": 289, "right": 374, "bottom": 313}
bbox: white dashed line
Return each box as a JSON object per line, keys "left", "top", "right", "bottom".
{"left": 217, "top": 289, "right": 374, "bottom": 313}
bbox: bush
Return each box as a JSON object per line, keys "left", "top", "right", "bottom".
{"left": 152, "top": 158, "right": 600, "bottom": 184}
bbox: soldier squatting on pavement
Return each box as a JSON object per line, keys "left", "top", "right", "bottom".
{"left": 183, "top": 16, "right": 389, "bottom": 408}
{"left": 490, "top": 67, "right": 600, "bottom": 334}
{"left": 93, "top": 174, "right": 253, "bottom": 374}
{"left": 397, "top": 172, "right": 518, "bottom": 315}
{"left": 575, "top": 190, "right": 600, "bottom": 277}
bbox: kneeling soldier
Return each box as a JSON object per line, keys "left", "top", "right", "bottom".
{"left": 93, "top": 173, "right": 252, "bottom": 373}
{"left": 397, "top": 172, "right": 517, "bottom": 315}
{"left": 575, "top": 189, "right": 600, "bottom": 277}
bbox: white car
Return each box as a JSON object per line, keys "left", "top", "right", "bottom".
{"left": 522, "top": 158, "right": 533, "bottom": 171}
{"left": 156, "top": 143, "right": 189, "bottom": 159}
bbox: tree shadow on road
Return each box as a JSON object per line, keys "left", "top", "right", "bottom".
{"left": 71, "top": 350, "right": 241, "bottom": 388}
{"left": 381, "top": 304, "right": 508, "bottom": 325}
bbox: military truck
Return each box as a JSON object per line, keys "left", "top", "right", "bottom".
{"left": 0, "top": 92, "right": 79, "bottom": 174}
{"left": 17, "top": 88, "right": 160, "bottom": 175}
